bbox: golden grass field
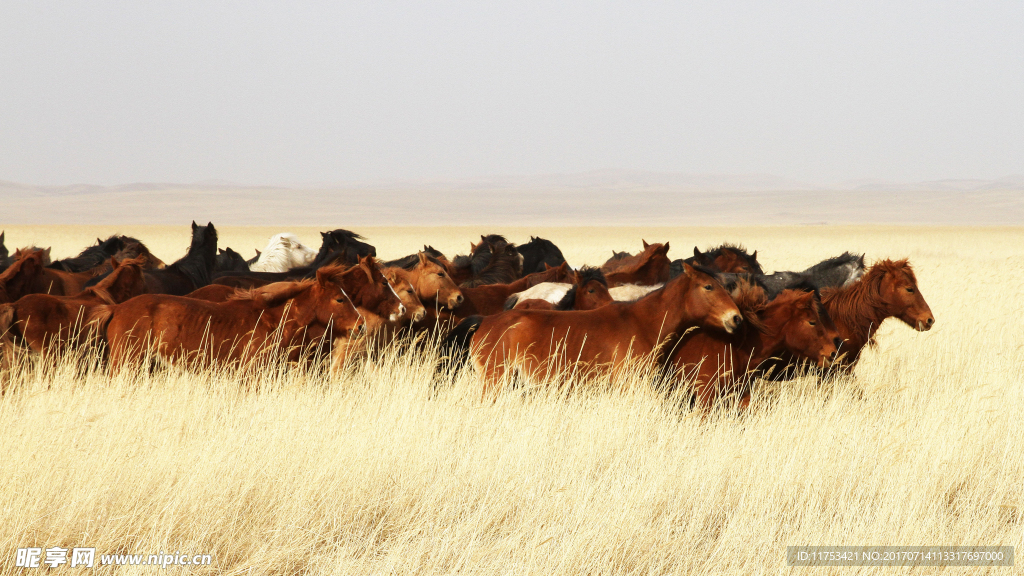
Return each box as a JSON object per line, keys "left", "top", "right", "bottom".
{"left": 1, "top": 224, "right": 1022, "bottom": 575}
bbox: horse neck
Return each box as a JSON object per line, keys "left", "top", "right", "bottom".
{"left": 627, "top": 275, "right": 699, "bottom": 334}
{"left": 744, "top": 304, "right": 791, "bottom": 364}
{"left": 823, "top": 276, "right": 891, "bottom": 348}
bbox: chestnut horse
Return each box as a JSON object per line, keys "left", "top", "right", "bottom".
{"left": 0, "top": 247, "right": 104, "bottom": 298}
{"left": 386, "top": 252, "right": 464, "bottom": 312}
{"left": 463, "top": 263, "right": 743, "bottom": 397}
{"left": 601, "top": 241, "right": 672, "bottom": 287}
{"left": 515, "top": 267, "right": 613, "bottom": 311}
{"left": 102, "top": 267, "right": 365, "bottom": 371}
{"left": 822, "top": 259, "right": 934, "bottom": 367}
{"left": 0, "top": 256, "right": 149, "bottom": 356}
{"left": 452, "top": 262, "right": 572, "bottom": 317}
{"left": 669, "top": 280, "right": 841, "bottom": 411}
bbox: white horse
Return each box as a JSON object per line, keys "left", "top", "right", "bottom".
{"left": 504, "top": 281, "right": 664, "bottom": 309}
{"left": 250, "top": 233, "right": 318, "bottom": 272}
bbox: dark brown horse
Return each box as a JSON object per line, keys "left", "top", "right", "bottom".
{"left": 601, "top": 241, "right": 672, "bottom": 287}
{"left": 102, "top": 266, "right": 365, "bottom": 371}
{"left": 0, "top": 256, "right": 149, "bottom": 356}
{"left": 459, "top": 238, "right": 523, "bottom": 288}
{"left": 452, "top": 262, "right": 572, "bottom": 317}
{"left": 463, "top": 263, "right": 743, "bottom": 397}
{"left": 672, "top": 243, "right": 764, "bottom": 277}
{"left": 669, "top": 280, "right": 841, "bottom": 411}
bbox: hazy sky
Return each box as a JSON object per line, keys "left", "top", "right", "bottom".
{"left": 1, "top": 1, "right": 1021, "bottom": 186}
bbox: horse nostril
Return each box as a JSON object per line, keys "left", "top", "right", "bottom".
{"left": 833, "top": 337, "right": 842, "bottom": 349}
{"left": 399, "top": 305, "right": 406, "bottom": 316}
{"left": 731, "top": 314, "right": 743, "bottom": 327}
{"left": 927, "top": 317, "right": 934, "bottom": 327}
{"left": 455, "top": 295, "right": 464, "bottom": 305}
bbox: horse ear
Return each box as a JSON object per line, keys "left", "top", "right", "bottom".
{"left": 751, "top": 250, "right": 757, "bottom": 260}
{"left": 544, "top": 262, "right": 552, "bottom": 270}
{"left": 192, "top": 221, "right": 198, "bottom": 230}
{"left": 693, "top": 246, "right": 702, "bottom": 258}
{"left": 574, "top": 269, "right": 584, "bottom": 284}
{"left": 315, "top": 267, "right": 330, "bottom": 286}
{"left": 663, "top": 242, "right": 670, "bottom": 252}
{"left": 417, "top": 251, "right": 429, "bottom": 266}
{"left": 43, "top": 247, "right": 51, "bottom": 260}
{"left": 682, "top": 262, "right": 695, "bottom": 277}
{"left": 110, "top": 256, "right": 120, "bottom": 269}
{"left": 218, "top": 248, "right": 224, "bottom": 254}
{"left": 642, "top": 239, "right": 650, "bottom": 249}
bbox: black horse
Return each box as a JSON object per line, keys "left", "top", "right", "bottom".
{"left": 0, "top": 232, "right": 10, "bottom": 272}
{"left": 215, "top": 247, "right": 250, "bottom": 272}
{"left": 517, "top": 236, "right": 567, "bottom": 276}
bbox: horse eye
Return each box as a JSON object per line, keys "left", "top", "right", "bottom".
{"left": 906, "top": 287, "right": 915, "bottom": 293}
{"left": 587, "top": 289, "right": 595, "bottom": 293}
{"left": 808, "top": 321, "right": 817, "bottom": 326}
{"left": 438, "top": 272, "right": 445, "bottom": 277}
{"left": 704, "top": 284, "right": 713, "bottom": 291}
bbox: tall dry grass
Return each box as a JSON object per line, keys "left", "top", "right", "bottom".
{"left": 0, "top": 225, "right": 1022, "bottom": 574}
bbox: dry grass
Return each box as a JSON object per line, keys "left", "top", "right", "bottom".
{"left": 0, "top": 225, "right": 1022, "bottom": 575}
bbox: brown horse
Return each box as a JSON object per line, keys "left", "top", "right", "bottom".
{"left": 601, "top": 241, "right": 672, "bottom": 287}
{"left": 387, "top": 252, "right": 464, "bottom": 312}
{"left": 102, "top": 266, "right": 365, "bottom": 371}
{"left": 453, "top": 262, "right": 572, "bottom": 317}
{"left": 515, "top": 267, "right": 613, "bottom": 311}
{"left": 383, "top": 269, "right": 426, "bottom": 324}
{"left": 669, "top": 280, "right": 841, "bottom": 411}
{"left": 0, "top": 256, "right": 149, "bottom": 356}
{"left": 821, "top": 259, "right": 934, "bottom": 367}
{"left": 467, "top": 263, "right": 743, "bottom": 397}
{"left": 0, "top": 248, "right": 74, "bottom": 303}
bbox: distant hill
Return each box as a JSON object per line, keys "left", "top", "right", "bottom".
{"left": 2, "top": 171, "right": 1022, "bottom": 225}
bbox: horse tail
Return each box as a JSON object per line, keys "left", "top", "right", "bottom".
{"left": 86, "top": 305, "right": 115, "bottom": 338}
{"left": 437, "top": 315, "right": 484, "bottom": 376}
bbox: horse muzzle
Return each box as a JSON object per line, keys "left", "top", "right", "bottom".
{"left": 721, "top": 312, "right": 743, "bottom": 334}
{"left": 916, "top": 316, "right": 935, "bottom": 331}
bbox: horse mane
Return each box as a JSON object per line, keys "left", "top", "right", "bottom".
{"left": 229, "top": 278, "right": 316, "bottom": 307}
{"left": 821, "top": 259, "right": 913, "bottom": 347}
{"left": 687, "top": 242, "right": 763, "bottom": 274}
{"left": 49, "top": 235, "right": 140, "bottom": 272}
{"left": 730, "top": 278, "right": 769, "bottom": 334}
{"left": 461, "top": 242, "right": 521, "bottom": 287}
{"left": 575, "top": 266, "right": 607, "bottom": 286}
{"left": 553, "top": 267, "right": 606, "bottom": 310}
{"left": 803, "top": 251, "right": 865, "bottom": 274}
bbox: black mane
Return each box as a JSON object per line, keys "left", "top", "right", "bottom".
{"left": 683, "top": 243, "right": 764, "bottom": 275}
{"left": 48, "top": 234, "right": 143, "bottom": 272}
{"left": 310, "top": 229, "right": 376, "bottom": 269}
{"left": 0, "top": 231, "right": 9, "bottom": 272}
{"left": 383, "top": 245, "right": 447, "bottom": 270}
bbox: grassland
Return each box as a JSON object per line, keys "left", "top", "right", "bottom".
{"left": 0, "top": 225, "right": 1021, "bottom": 575}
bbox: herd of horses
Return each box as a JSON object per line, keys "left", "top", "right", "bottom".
{"left": 0, "top": 225, "right": 935, "bottom": 409}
